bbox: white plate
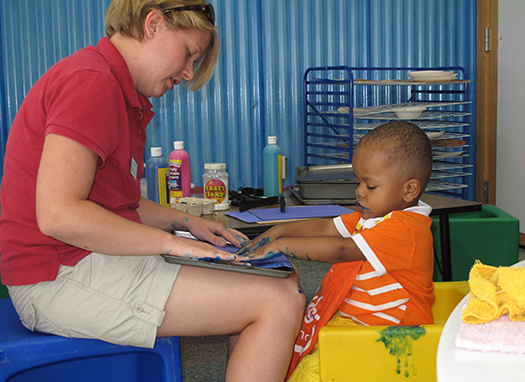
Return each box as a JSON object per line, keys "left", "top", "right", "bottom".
{"left": 408, "top": 76, "right": 457, "bottom": 81}
{"left": 432, "top": 150, "right": 465, "bottom": 158}
{"left": 407, "top": 71, "right": 457, "bottom": 81}
{"left": 408, "top": 70, "right": 456, "bottom": 77}
{"left": 412, "top": 77, "right": 457, "bottom": 82}
{"left": 394, "top": 106, "right": 426, "bottom": 119}
{"left": 426, "top": 131, "right": 445, "bottom": 139}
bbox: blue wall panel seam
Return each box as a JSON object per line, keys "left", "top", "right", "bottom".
{"left": 0, "top": 3, "right": 8, "bottom": 179}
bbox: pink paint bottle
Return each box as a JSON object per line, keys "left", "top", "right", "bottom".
{"left": 169, "top": 141, "right": 191, "bottom": 206}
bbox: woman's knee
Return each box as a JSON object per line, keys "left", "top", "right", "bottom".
{"left": 289, "top": 279, "right": 307, "bottom": 315}
{"left": 270, "top": 277, "right": 306, "bottom": 321}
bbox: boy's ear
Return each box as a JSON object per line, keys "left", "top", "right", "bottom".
{"left": 403, "top": 178, "right": 421, "bottom": 203}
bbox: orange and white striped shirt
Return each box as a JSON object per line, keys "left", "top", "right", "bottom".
{"left": 333, "top": 202, "right": 435, "bottom": 326}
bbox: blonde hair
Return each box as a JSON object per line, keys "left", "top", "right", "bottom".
{"left": 105, "top": 0, "right": 219, "bottom": 91}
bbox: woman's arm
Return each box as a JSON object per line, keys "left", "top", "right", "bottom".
{"left": 35, "top": 134, "right": 243, "bottom": 259}
{"left": 137, "top": 196, "right": 247, "bottom": 247}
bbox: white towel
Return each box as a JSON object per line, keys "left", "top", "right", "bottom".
{"left": 456, "top": 307, "right": 525, "bottom": 354}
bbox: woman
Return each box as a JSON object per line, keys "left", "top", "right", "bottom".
{"left": 0, "top": 1, "right": 305, "bottom": 381}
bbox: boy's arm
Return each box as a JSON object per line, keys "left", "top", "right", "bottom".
{"left": 243, "top": 218, "right": 366, "bottom": 263}
{"left": 237, "top": 217, "right": 338, "bottom": 256}
{"left": 270, "top": 217, "right": 341, "bottom": 237}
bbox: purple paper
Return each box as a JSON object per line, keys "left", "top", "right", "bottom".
{"left": 225, "top": 211, "right": 261, "bottom": 223}
{"left": 249, "top": 205, "right": 351, "bottom": 221}
{"left": 226, "top": 205, "right": 352, "bottom": 223}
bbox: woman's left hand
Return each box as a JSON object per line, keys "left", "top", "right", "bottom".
{"left": 185, "top": 218, "right": 249, "bottom": 248}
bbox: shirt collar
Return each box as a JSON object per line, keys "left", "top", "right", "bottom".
{"left": 405, "top": 200, "right": 432, "bottom": 217}
{"left": 359, "top": 200, "right": 432, "bottom": 230}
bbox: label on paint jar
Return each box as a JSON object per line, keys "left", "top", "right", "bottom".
{"left": 202, "top": 163, "right": 229, "bottom": 210}
{"left": 204, "top": 179, "right": 227, "bottom": 204}
{"left": 169, "top": 159, "right": 183, "bottom": 202}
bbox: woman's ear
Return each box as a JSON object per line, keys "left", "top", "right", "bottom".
{"left": 144, "top": 10, "right": 164, "bottom": 39}
{"left": 403, "top": 178, "right": 421, "bottom": 203}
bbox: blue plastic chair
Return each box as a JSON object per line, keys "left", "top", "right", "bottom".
{"left": 0, "top": 298, "right": 182, "bottom": 382}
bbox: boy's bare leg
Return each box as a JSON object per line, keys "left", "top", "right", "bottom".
{"left": 157, "top": 265, "right": 305, "bottom": 382}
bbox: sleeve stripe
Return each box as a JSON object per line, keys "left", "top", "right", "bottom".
{"left": 333, "top": 216, "right": 352, "bottom": 237}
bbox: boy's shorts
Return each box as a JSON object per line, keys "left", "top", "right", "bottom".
{"left": 8, "top": 252, "right": 181, "bottom": 348}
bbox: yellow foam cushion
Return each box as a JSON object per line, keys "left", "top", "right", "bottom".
{"left": 319, "top": 281, "right": 469, "bottom": 381}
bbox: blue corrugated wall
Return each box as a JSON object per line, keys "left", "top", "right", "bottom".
{"left": 0, "top": 0, "right": 477, "bottom": 198}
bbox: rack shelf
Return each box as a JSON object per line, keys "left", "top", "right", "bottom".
{"left": 303, "top": 66, "right": 473, "bottom": 200}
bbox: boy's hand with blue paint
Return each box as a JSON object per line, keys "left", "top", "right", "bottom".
{"left": 236, "top": 234, "right": 275, "bottom": 258}
{"left": 239, "top": 218, "right": 366, "bottom": 264}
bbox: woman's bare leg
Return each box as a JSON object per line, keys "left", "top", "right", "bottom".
{"left": 228, "top": 334, "right": 239, "bottom": 360}
{"left": 157, "top": 265, "right": 305, "bottom": 382}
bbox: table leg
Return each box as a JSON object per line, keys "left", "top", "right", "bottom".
{"left": 439, "top": 214, "right": 452, "bottom": 281}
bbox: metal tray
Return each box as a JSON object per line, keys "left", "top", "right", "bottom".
{"left": 290, "top": 187, "right": 355, "bottom": 205}
{"left": 295, "top": 164, "right": 357, "bottom": 202}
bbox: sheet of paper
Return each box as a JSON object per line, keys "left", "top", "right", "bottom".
{"left": 226, "top": 204, "right": 352, "bottom": 223}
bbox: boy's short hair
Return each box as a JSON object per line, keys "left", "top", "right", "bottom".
{"left": 357, "top": 121, "right": 433, "bottom": 191}
{"left": 105, "top": 0, "right": 219, "bottom": 91}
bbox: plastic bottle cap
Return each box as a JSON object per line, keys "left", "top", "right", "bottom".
{"left": 267, "top": 136, "right": 277, "bottom": 145}
{"left": 174, "top": 141, "right": 184, "bottom": 150}
{"left": 204, "top": 163, "right": 226, "bottom": 170}
{"left": 150, "top": 147, "right": 162, "bottom": 157}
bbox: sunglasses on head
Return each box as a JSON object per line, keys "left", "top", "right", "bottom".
{"left": 162, "top": 3, "right": 215, "bottom": 26}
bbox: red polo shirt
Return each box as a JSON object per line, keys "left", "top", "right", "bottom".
{"left": 0, "top": 38, "right": 155, "bottom": 285}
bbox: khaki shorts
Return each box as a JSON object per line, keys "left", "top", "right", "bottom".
{"left": 8, "top": 252, "right": 180, "bottom": 348}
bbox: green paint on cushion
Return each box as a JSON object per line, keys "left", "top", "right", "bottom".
{"left": 377, "top": 325, "right": 426, "bottom": 377}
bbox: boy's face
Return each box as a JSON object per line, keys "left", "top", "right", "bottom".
{"left": 352, "top": 144, "right": 412, "bottom": 219}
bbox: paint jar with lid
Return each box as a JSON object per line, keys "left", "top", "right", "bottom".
{"left": 146, "top": 147, "right": 169, "bottom": 206}
{"left": 203, "top": 163, "right": 229, "bottom": 210}
{"left": 263, "top": 136, "right": 282, "bottom": 196}
{"left": 169, "top": 141, "right": 191, "bottom": 206}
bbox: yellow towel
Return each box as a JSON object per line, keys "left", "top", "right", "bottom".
{"left": 461, "top": 261, "right": 525, "bottom": 324}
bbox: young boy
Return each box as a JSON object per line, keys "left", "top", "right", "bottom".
{"left": 242, "top": 121, "right": 436, "bottom": 381}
